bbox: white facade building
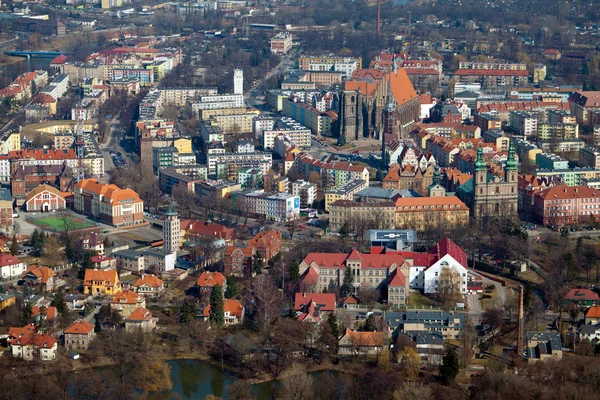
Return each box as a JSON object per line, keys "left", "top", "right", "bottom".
{"left": 234, "top": 69, "right": 243, "bottom": 96}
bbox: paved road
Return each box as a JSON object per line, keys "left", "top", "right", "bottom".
{"left": 84, "top": 305, "right": 102, "bottom": 323}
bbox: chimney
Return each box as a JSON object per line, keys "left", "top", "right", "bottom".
{"left": 517, "top": 285, "right": 524, "bottom": 356}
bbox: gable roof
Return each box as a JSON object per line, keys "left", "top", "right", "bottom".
{"left": 110, "top": 290, "right": 141, "bottom": 305}
{"left": 294, "top": 293, "right": 336, "bottom": 311}
{"left": 299, "top": 265, "right": 319, "bottom": 287}
{"left": 127, "top": 307, "right": 154, "bottom": 322}
{"left": 202, "top": 299, "right": 244, "bottom": 318}
{"left": 535, "top": 185, "right": 600, "bottom": 201}
{"left": 197, "top": 271, "right": 226, "bottom": 288}
{"left": 388, "top": 268, "right": 406, "bottom": 287}
{"left": 564, "top": 288, "right": 600, "bottom": 302}
{"left": 25, "top": 184, "right": 65, "bottom": 202}
{"left": 32, "top": 306, "right": 57, "bottom": 321}
{"left": 386, "top": 68, "right": 418, "bottom": 104}
{"left": 586, "top": 305, "right": 600, "bottom": 319}
{"left": 429, "top": 237, "right": 468, "bottom": 268}
{"left": 340, "top": 328, "right": 384, "bottom": 346}
{"left": 133, "top": 275, "right": 164, "bottom": 288}
{"left": 64, "top": 321, "right": 94, "bottom": 335}
{"left": 0, "top": 253, "right": 23, "bottom": 267}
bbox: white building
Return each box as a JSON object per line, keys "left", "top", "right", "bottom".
{"left": 271, "top": 32, "right": 293, "bottom": 54}
{"left": 191, "top": 94, "right": 244, "bottom": 114}
{"left": 0, "top": 254, "right": 27, "bottom": 280}
{"left": 234, "top": 69, "right": 243, "bottom": 96}
{"left": 509, "top": 111, "right": 539, "bottom": 137}
{"left": 253, "top": 116, "right": 276, "bottom": 138}
{"left": 207, "top": 152, "right": 272, "bottom": 174}
{"left": 163, "top": 203, "right": 180, "bottom": 254}
{"left": 291, "top": 180, "right": 317, "bottom": 208}
{"left": 408, "top": 238, "right": 469, "bottom": 295}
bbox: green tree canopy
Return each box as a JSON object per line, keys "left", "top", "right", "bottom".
{"left": 209, "top": 284, "right": 224, "bottom": 327}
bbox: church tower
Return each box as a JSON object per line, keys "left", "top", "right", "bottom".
{"left": 428, "top": 164, "right": 446, "bottom": 197}
{"left": 234, "top": 69, "right": 243, "bottom": 95}
{"left": 505, "top": 142, "right": 518, "bottom": 184}
{"left": 382, "top": 91, "right": 397, "bottom": 147}
{"left": 163, "top": 202, "right": 180, "bottom": 254}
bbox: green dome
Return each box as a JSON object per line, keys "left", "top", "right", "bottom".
{"left": 474, "top": 147, "right": 487, "bottom": 171}
{"left": 164, "top": 202, "right": 178, "bottom": 217}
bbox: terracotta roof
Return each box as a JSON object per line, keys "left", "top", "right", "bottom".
{"left": 342, "top": 295, "right": 358, "bottom": 304}
{"left": 202, "top": 299, "right": 244, "bottom": 318}
{"left": 34, "top": 93, "right": 57, "bottom": 104}
{"left": 419, "top": 94, "right": 433, "bottom": 104}
{"left": 404, "top": 68, "right": 440, "bottom": 75}
{"left": 64, "top": 321, "right": 94, "bottom": 335}
{"left": 127, "top": 307, "right": 153, "bottom": 322}
{"left": 25, "top": 184, "right": 65, "bottom": 203}
{"left": 341, "top": 328, "right": 384, "bottom": 346}
{"left": 7, "top": 324, "right": 57, "bottom": 348}
{"left": 75, "top": 179, "right": 142, "bottom": 205}
{"left": 564, "top": 288, "right": 600, "bottom": 302}
{"left": 351, "top": 68, "right": 385, "bottom": 81}
{"left": 0, "top": 253, "right": 23, "bottom": 267}
{"left": 197, "top": 271, "right": 226, "bottom": 288}
{"left": 110, "top": 290, "right": 141, "bottom": 305}
{"left": 83, "top": 269, "right": 118, "bottom": 286}
{"left": 50, "top": 54, "right": 68, "bottom": 64}
{"left": 429, "top": 237, "right": 468, "bottom": 268}
{"left": 535, "top": 185, "right": 600, "bottom": 201}
{"left": 394, "top": 195, "right": 469, "bottom": 211}
{"left": 32, "top": 306, "right": 57, "bottom": 321}
{"left": 586, "top": 305, "right": 600, "bottom": 319}
{"left": 476, "top": 101, "right": 568, "bottom": 113}
{"left": 299, "top": 265, "right": 319, "bottom": 286}
{"left": 9, "top": 149, "right": 74, "bottom": 160}
{"left": 344, "top": 80, "right": 379, "bottom": 96}
{"left": 294, "top": 293, "right": 336, "bottom": 311}
{"left": 303, "top": 251, "right": 406, "bottom": 270}
{"left": 133, "top": 275, "right": 164, "bottom": 288}
{"left": 388, "top": 268, "right": 405, "bottom": 287}
{"left": 544, "top": 49, "right": 560, "bottom": 55}
{"left": 181, "top": 220, "right": 235, "bottom": 241}
{"left": 225, "top": 246, "right": 254, "bottom": 258}
{"left": 387, "top": 68, "right": 418, "bottom": 104}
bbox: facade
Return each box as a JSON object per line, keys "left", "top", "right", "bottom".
{"left": 133, "top": 275, "right": 165, "bottom": 296}
{"left": 281, "top": 99, "right": 331, "bottom": 135}
{"left": 509, "top": 111, "right": 539, "bottom": 137}
{"left": 73, "top": 179, "right": 144, "bottom": 227}
{"left": 338, "top": 328, "right": 384, "bottom": 356}
{"left": 294, "top": 153, "right": 369, "bottom": 190}
{"left": 21, "top": 265, "right": 57, "bottom": 292}
{"left": 83, "top": 269, "right": 121, "bottom": 296}
{"left": 110, "top": 290, "right": 145, "bottom": 318}
{"left": 234, "top": 191, "right": 301, "bottom": 222}
{"left": 394, "top": 196, "right": 470, "bottom": 231}
{"left": 384, "top": 311, "right": 465, "bottom": 340}
{"left": 568, "top": 91, "right": 600, "bottom": 125}
{"left": 563, "top": 288, "right": 600, "bottom": 307}
{"left": 224, "top": 246, "right": 253, "bottom": 277}
{"left": 207, "top": 152, "right": 272, "bottom": 175}
{"left": 324, "top": 179, "right": 368, "bottom": 211}
{"left": 64, "top": 321, "right": 95, "bottom": 351}
{"left": 579, "top": 147, "right": 600, "bottom": 169}
{"left": 163, "top": 203, "right": 180, "bottom": 253}
{"left": 202, "top": 299, "right": 245, "bottom": 325}
{"left": 270, "top": 32, "right": 293, "bottom": 54}
{"left": 125, "top": 307, "right": 157, "bottom": 333}
{"left": 456, "top": 145, "right": 518, "bottom": 223}
{"left": 197, "top": 271, "right": 227, "bottom": 293}
{"left": 0, "top": 253, "right": 26, "bottom": 280}
{"left": 7, "top": 325, "right": 57, "bottom": 361}
{"left": 533, "top": 186, "right": 600, "bottom": 226}
{"left": 24, "top": 184, "right": 66, "bottom": 212}
{"left": 291, "top": 180, "right": 317, "bottom": 208}
{"left": 526, "top": 332, "right": 562, "bottom": 362}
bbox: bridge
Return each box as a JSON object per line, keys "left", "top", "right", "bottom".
{"left": 4, "top": 51, "right": 64, "bottom": 59}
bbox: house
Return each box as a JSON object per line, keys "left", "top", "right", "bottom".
{"left": 7, "top": 324, "right": 57, "bottom": 361}
{"left": 577, "top": 323, "right": 600, "bottom": 341}
{"left": 125, "top": 307, "right": 157, "bottom": 333}
{"left": 24, "top": 184, "right": 66, "bottom": 212}
{"left": 132, "top": 274, "right": 165, "bottom": 296}
{"left": 0, "top": 253, "right": 27, "bottom": 280}
{"left": 91, "top": 255, "right": 116, "bottom": 270}
{"left": 585, "top": 305, "right": 600, "bottom": 324}
{"left": 338, "top": 328, "right": 384, "bottom": 356}
{"left": 21, "top": 265, "right": 57, "bottom": 291}
{"left": 64, "top": 321, "right": 95, "bottom": 350}
{"left": 65, "top": 294, "right": 90, "bottom": 311}
{"left": 526, "top": 332, "right": 562, "bottom": 362}
{"left": 81, "top": 232, "right": 105, "bottom": 254}
{"left": 110, "top": 290, "right": 145, "bottom": 318}
{"left": 294, "top": 293, "right": 336, "bottom": 322}
{"left": 197, "top": 271, "right": 227, "bottom": 294}
{"left": 180, "top": 220, "right": 235, "bottom": 245}
{"left": 83, "top": 269, "right": 121, "bottom": 296}
{"left": 32, "top": 306, "right": 57, "bottom": 323}
{"left": 223, "top": 246, "right": 253, "bottom": 277}
{"left": 202, "top": 299, "right": 245, "bottom": 325}
{"left": 0, "top": 293, "right": 16, "bottom": 311}
{"left": 563, "top": 288, "right": 600, "bottom": 308}
{"left": 247, "top": 230, "right": 282, "bottom": 262}
{"left": 395, "top": 332, "right": 444, "bottom": 365}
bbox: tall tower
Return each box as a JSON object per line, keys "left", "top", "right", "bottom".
{"left": 381, "top": 90, "right": 397, "bottom": 147}
{"left": 163, "top": 202, "right": 180, "bottom": 254}
{"left": 505, "top": 142, "right": 518, "bottom": 184}
{"left": 234, "top": 69, "right": 243, "bottom": 95}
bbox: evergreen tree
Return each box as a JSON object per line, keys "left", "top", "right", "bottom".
{"left": 288, "top": 259, "right": 300, "bottom": 283}
{"left": 103, "top": 236, "right": 111, "bottom": 249}
{"left": 22, "top": 303, "right": 33, "bottom": 324}
{"left": 94, "top": 317, "right": 101, "bottom": 333}
{"left": 209, "top": 284, "right": 224, "bottom": 327}
{"left": 440, "top": 347, "right": 460, "bottom": 384}
{"left": 327, "top": 312, "right": 340, "bottom": 339}
{"left": 576, "top": 237, "right": 584, "bottom": 258}
{"left": 252, "top": 253, "right": 264, "bottom": 275}
{"left": 10, "top": 235, "right": 18, "bottom": 256}
{"left": 339, "top": 223, "right": 350, "bottom": 240}
{"left": 224, "top": 276, "right": 239, "bottom": 299}
{"left": 31, "top": 229, "right": 45, "bottom": 256}
{"left": 64, "top": 235, "right": 74, "bottom": 261}
{"left": 52, "top": 291, "right": 67, "bottom": 315}
{"left": 341, "top": 266, "right": 353, "bottom": 298}
{"left": 178, "top": 300, "right": 197, "bottom": 324}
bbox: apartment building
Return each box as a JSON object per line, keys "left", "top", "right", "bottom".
{"left": 537, "top": 122, "right": 579, "bottom": 141}
{"left": 384, "top": 311, "right": 465, "bottom": 340}
{"left": 294, "top": 153, "right": 369, "bottom": 190}
{"left": 207, "top": 152, "right": 272, "bottom": 175}
{"left": 324, "top": 179, "right": 368, "bottom": 211}
{"left": 509, "top": 111, "right": 539, "bottom": 137}
{"left": 281, "top": 99, "right": 331, "bottom": 135}
{"left": 579, "top": 147, "right": 600, "bottom": 169}
{"left": 533, "top": 185, "right": 600, "bottom": 226}
{"left": 291, "top": 180, "right": 317, "bottom": 208}
{"left": 270, "top": 32, "right": 293, "bottom": 54}
{"left": 234, "top": 190, "right": 300, "bottom": 222}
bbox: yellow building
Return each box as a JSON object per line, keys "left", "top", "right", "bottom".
{"left": 0, "top": 131, "right": 21, "bottom": 153}
{"left": 146, "top": 60, "right": 170, "bottom": 82}
{"left": 200, "top": 107, "right": 248, "bottom": 121}
{"left": 110, "top": 290, "right": 145, "bottom": 318}
{"left": 394, "top": 196, "right": 470, "bottom": 231}
{"left": 84, "top": 269, "right": 121, "bottom": 296}
{"left": 173, "top": 138, "right": 192, "bottom": 154}
{"left": 0, "top": 294, "right": 16, "bottom": 311}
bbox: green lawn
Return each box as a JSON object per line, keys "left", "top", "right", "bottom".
{"left": 407, "top": 292, "right": 443, "bottom": 308}
{"left": 33, "top": 216, "right": 95, "bottom": 232}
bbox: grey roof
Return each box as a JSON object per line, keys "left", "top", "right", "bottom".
{"left": 526, "top": 331, "right": 562, "bottom": 352}
{"left": 0, "top": 293, "right": 15, "bottom": 302}
{"left": 385, "top": 311, "right": 466, "bottom": 330}
{"left": 453, "top": 90, "right": 480, "bottom": 99}
{"left": 113, "top": 249, "right": 144, "bottom": 259}
{"left": 0, "top": 188, "right": 12, "bottom": 202}
{"left": 578, "top": 324, "right": 600, "bottom": 335}
{"left": 355, "top": 187, "right": 420, "bottom": 200}
{"left": 403, "top": 331, "right": 444, "bottom": 346}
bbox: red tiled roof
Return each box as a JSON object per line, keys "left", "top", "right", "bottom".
{"left": 133, "top": 275, "right": 164, "bottom": 288}
{"left": 388, "top": 268, "right": 405, "bottom": 287}
{"left": 0, "top": 253, "right": 23, "bottom": 267}
{"left": 64, "top": 321, "right": 94, "bottom": 334}
{"left": 429, "top": 237, "right": 468, "bottom": 268}
{"left": 586, "top": 305, "right": 600, "bottom": 318}
{"left": 127, "top": 307, "right": 153, "bottom": 321}
{"left": 294, "top": 293, "right": 336, "bottom": 311}
{"left": 299, "top": 265, "right": 319, "bottom": 286}
{"left": 568, "top": 91, "right": 600, "bottom": 108}
{"left": 535, "top": 185, "right": 600, "bottom": 201}
{"left": 197, "top": 271, "right": 226, "bottom": 288}
{"left": 202, "top": 299, "right": 244, "bottom": 318}
{"left": 564, "top": 288, "right": 600, "bottom": 302}
{"left": 110, "top": 290, "right": 141, "bottom": 305}
{"left": 50, "top": 54, "right": 68, "bottom": 65}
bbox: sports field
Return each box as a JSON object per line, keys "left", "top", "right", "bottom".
{"left": 32, "top": 216, "right": 95, "bottom": 232}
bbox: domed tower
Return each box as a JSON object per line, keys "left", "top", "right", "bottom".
{"left": 505, "top": 142, "right": 518, "bottom": 184}
{"left": 163, "top": 202, "right": 180, "bottom": 254}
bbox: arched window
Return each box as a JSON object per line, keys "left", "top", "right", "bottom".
{"left": 495, "top": 186, "right": 500, "bottom": 194}
{"left": 351, "top": 95, "right": 355, "bottom": 103}
{"left": 350, "top": 106, "right": 355, "bottom": 114}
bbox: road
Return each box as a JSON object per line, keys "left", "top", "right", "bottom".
{"left": 245, "top": 55, "right": 295, "bottom": 107}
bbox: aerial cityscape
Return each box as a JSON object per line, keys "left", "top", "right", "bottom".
{"left": 1, "top": 0, "right": 600, "bottom": 399}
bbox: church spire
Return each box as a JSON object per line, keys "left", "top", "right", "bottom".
{"left": 474, "top": 147, "right": 487, "bottom": 172}
{"left": 432, "top": 164, "right": 441, "bottom": 186}
{"left": 505, "top": 142, "right": 518, "bottom": 171}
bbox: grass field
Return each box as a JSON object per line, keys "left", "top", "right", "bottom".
{"left": 33, "top": 216, "right": 95, "bottom": 232}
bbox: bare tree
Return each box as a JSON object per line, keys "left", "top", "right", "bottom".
{"left": 252, "top": 274, "right": 281, "bottom": 335}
